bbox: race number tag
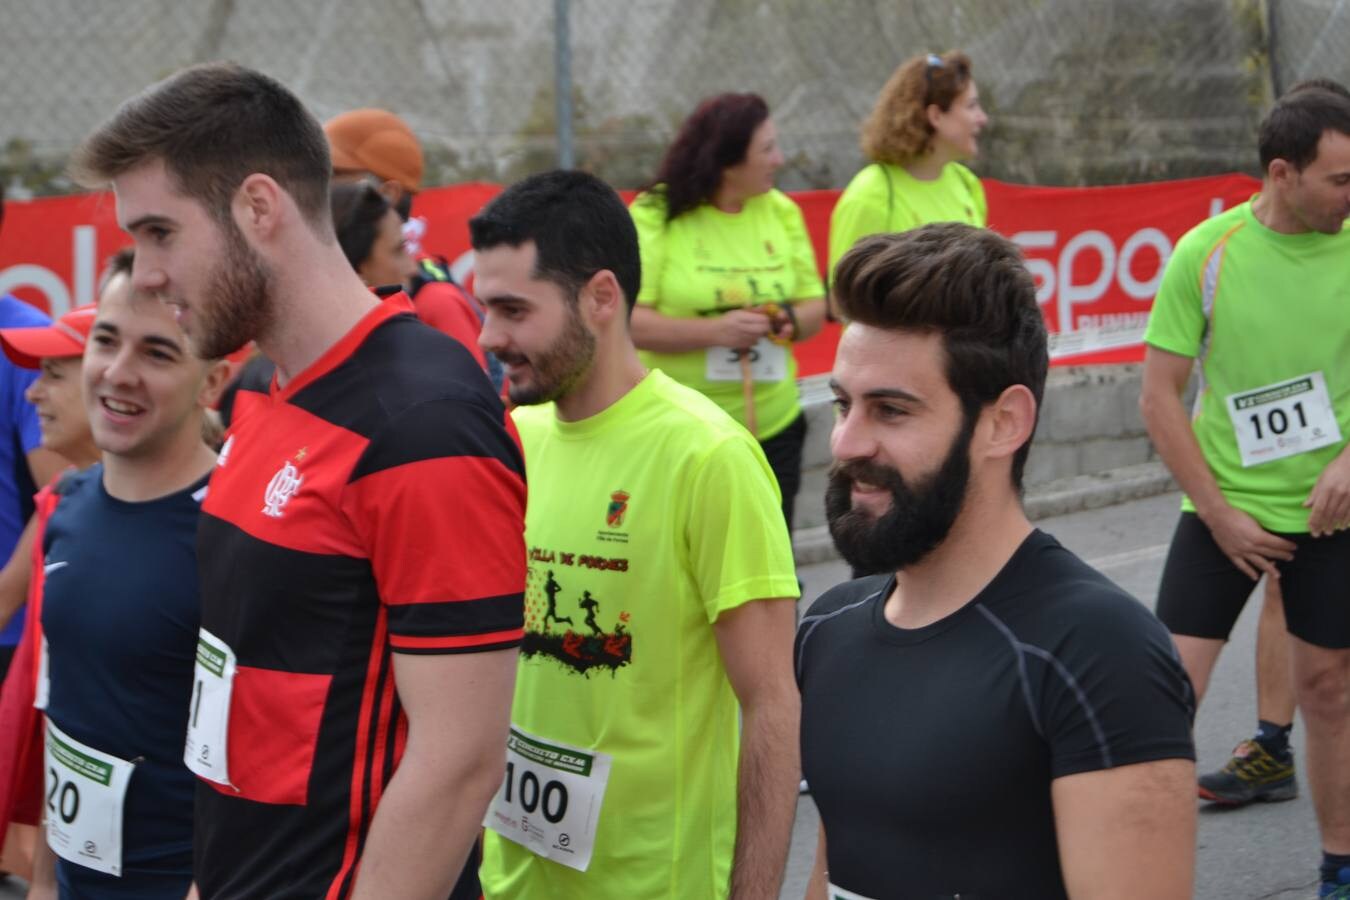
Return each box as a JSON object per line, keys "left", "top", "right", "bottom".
{"left": 828, "top": 883, "right": 880, "bottom": 900}
{"left": 484, "top": 726, "right": 612, "bottom": 872}
{"left": 1226, "top": 371, "right": 1342, "bottom": 467}
{"left": 34, "top": 635, "right": 49, "bottom": 711}
{"left": 183, "top": 629, "right": 236, "bottom": 786}
{"left": 44, "top": 720, "right": 134, "bottom": 876}
{"left": 706, "top": 338, "right": 788, "bottom": 383}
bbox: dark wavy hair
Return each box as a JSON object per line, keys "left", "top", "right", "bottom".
{"left": 833, "top": 223, "right": 1047, "bottom": 489}
{"left": 329, "top": 181, "right": 391, "bottom": 271}
{"left": 649, "top": 93, "right": 770, "bottom": 221}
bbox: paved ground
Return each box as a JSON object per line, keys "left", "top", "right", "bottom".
{"left": 0, "top": 492, "right": 1322, "bottom": 899}
{"left": 780, "top": 491, "right": 1322, "bottom": 900}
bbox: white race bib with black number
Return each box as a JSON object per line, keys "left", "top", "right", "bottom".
{"left": 44, "top": 720, "right": 134, "bottom": 876}
{"left": 705, "top": 338, "right": 788, "bottom": 383}
{"left": 828, "top": 883, "right": 880, "bottom": 900}
{"left": 183, "top": 629, "right": 236, "bottom": 786}
{"left": 1226, "top": 371, "right": 1342, "bottom": 467}
{"left": 484, "top": 726, "right": 612, "bottom": 872}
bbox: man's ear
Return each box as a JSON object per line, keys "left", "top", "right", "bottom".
{"left": 581, "top": 269, "right": 626, "bottom": 327}
{"left": 234, "top": 174, "right": 286, "bottom": 241}
{"left": 198, "top": 358, "right": 234, "bottom": 411}
{"left": 979, "top": 384, "right": 1038, "bottom": 466}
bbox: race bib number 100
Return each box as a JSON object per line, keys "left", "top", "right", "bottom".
{"left": 484, "top": 726, "right": 612, "bottom": 872}
{"left": 184, "top": 629, "right": 236, "bottom": 786}
{"left": 1226, "top": 371, "right": 1342, "bottom": 467}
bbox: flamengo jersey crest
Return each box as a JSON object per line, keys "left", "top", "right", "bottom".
{"left": 262, "top": 461, "right": 303, "bottom": 518}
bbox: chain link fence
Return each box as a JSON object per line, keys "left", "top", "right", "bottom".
{"left": 2, "top": 0, "right": 1348, "bottom": 198}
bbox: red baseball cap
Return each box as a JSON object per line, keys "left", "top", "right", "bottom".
{"left": 0, "top": 305, "right": 98, "bottom": 369}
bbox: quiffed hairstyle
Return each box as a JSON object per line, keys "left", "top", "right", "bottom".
{"left": 70, "top": 62, "right": 332, "bottom": 228}
{"left": 649, "top": 93, "right": 770, "bottom": 220}
{"left": 1258, "top": 83, "right": 1350, "bottom": 171}
{"left": 329, "top": 182, "right": 392, "bottom": 272}
{"left": 833, "top": 223, "right": 1048, "bottom": 488}
{"left": 469, "top": 170, "right": 641, "bottom": 311}
{"left": 861, "top": 51, "right": 973, "bottom": 164}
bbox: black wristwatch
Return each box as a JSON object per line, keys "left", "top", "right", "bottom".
{"left": 782, "top": 302, "right": 800, "bottom": 341}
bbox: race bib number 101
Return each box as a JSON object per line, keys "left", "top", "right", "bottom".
{"left": 1226, "top": 371, "right": 1342, "bottom": 468}
{"left": 484, "top": 726, "right": 612, "bottom": 872}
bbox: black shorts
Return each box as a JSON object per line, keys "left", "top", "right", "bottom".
{"left": 1155, "top": 511, "right": 1350, "bottom": 649}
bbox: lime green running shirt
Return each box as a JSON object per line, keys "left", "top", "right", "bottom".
{"left": 479, "top": 370, "right": 800, "bottom": 899}
{"left": 828, "top": 161, "right": 987, "bottom": 276}
{"left": 630, "top": 188, "right": 825, "bottom": 440}
{"left": 1144, "top": 199, "right": 1350, "bottom": 533}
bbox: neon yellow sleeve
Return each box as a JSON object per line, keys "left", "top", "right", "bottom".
{"left": 685, "top": 433, "right": 800, "bottom": 623}
{"left": 776, "top": 192, "right": 825, "bottom": 300}
{"left": 828, "top": 168, "right": 892, "bottom": 278}
{"left": 630, "top": 192, "right": 669, "bottom": 306}
{"left": 1143, "top": 228, "right": 1208, "bottom": 360}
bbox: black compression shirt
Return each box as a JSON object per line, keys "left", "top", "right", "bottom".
{"left": 795, "top": 529, "right": 1195, "bottom": 899}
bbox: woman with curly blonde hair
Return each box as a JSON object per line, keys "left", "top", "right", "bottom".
{"left": 828, "top": 51, "right": 989, "bottom": 278}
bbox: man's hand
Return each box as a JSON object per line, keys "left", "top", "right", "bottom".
{"left": 1199, "top": 503, "right": 1296, "bottom": 580}
{"left": 1305, "top": 448, "right": 1350, "bottom": 537}
{"left": 716, "top": 309, "right": 772, "bottom": 349}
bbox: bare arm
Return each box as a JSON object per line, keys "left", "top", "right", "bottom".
{"left": 1139, "top": 345, "right": 1295, "bottom": 578}
{"left": 0, "top": 517, "right": 36, "bottom": 632}
{"left": 788, "top": 298, "right": 828, "bottom": 342}
{"left": 805, "top": 824, "right": 828, "bottom": 899}
{"left": 1304, "top": 442, "right": 1350, "bottom": 536}
{"left": 713, "top": 598, "right": 800, "bottom": 900}
{"left": 349, "top": 648, "right": 517, "bottom": 900}
{"left": 1053, "top": 758, "right": 1196, "bottom": 899}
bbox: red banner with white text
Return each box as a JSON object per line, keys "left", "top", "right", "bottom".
{"left": 0, "top": 174, "right": 1259, "bottom": 377}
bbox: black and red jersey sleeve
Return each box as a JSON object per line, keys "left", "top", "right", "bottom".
{"left": 342, "top": 396, "right": 526, "bottom": 654}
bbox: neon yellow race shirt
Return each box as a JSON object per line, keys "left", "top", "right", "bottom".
{"left": 479, "top": 370, "right": 800, "bottom": 899}
{"left": 1144, "top": 199, "right": 1350, "bottom": 532}
{"left": 630, "top": 188, "right": 824, "bottom": 440}
{"left": 827, "top": 161, "right": 987, "bottom": 276}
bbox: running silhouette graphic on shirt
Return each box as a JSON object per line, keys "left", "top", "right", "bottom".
{"left": 522, "top": 568, "right": 632, "bottom": 677}
{"left": 542, "top": 571, "right": 573, "bottom": 627}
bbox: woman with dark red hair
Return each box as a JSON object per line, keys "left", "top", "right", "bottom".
{"left": 630, "top": 93, "right": 825, "bottom": 530}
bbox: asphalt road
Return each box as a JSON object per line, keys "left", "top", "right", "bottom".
{"left": 781, "top": 491, "right": 1322, "bottom": 900}
{"left": 0, "top": 492, "right": 1321, "bottom": 899}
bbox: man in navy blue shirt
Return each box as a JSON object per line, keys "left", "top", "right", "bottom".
{"left": 28, "top": 270, "right": 230, "bottom": 899}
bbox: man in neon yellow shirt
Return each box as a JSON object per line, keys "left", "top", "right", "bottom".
{"left": 472, "top": 170, "right": 801, "bottom": 899}
{"left": 1141, "top": 84, "right": 1350, "bottom": 897}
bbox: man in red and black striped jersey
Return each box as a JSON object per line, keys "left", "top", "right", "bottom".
{"left": 71, "top": 63, "right": 526, "bottom": 900}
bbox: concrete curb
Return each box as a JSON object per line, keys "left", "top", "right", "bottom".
{"left": 792, "top": 460, "right": 1177, "bottom": 566}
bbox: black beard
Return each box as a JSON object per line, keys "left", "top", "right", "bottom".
{"left": 825, "top": 411, "right": 975, "bottom": 576}
{"left": 501, "top": 301, "right": 595, "bottom": 406}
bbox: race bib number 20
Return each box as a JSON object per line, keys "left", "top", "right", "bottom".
{"left": 484, "top": 726, "right": 612, "bottom": 872}
{"left": 44, "top": 721, "right": 134, "bottom": 877}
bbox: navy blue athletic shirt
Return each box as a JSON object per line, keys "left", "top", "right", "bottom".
{"left": 42, "top": 464, "right": 206, "bottom": 898}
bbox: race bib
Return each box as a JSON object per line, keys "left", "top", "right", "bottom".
{"left": 828, "top": 883, "right": 880, "bottom": 900}
{"left": 44, "top": 720, "right": 134, "bottom": 877}
{"left": 183, "top": 629, "right": 236, "bottom": 786}
{"left": 34, "top": 635, "right": 49, "bottom": 711}
{"left": 705, "top": 338, "right": 788, "bottom": 383}
{"left": 484, "top": 726, "right": 612, "bottom": 872}
{"left": 1226, "top": 371, "right": 1343, "bottom": 467}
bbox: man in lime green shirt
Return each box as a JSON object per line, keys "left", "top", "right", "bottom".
{"left": 471, "top": 170, "right": 801, "bottom": 899}
{"left": 1140, "top": 85, "right": 1350, "bottom": 897}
